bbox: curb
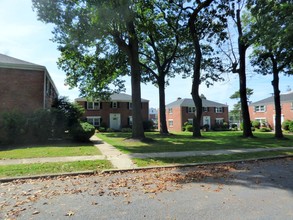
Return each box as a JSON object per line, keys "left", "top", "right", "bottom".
{"left": 1, "top": 155, "right": 292, "bottom": 183}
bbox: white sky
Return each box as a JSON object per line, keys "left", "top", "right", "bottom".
{"left": 0, "top": 0, "right": 292, "bottom": 109}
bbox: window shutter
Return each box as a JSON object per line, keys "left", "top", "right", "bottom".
{"left": 110, "top": 102, "right": 113, "bottom": 108}
{"left": 207, "top": 107, "right": 209, "bottom": 112}
{"left": 214, "top": 107, "right": 216, "bottom": 112}
{"left": 222, "top": 107, "right": 224, "bottom": 112}
{"left": 85, "top": 102, "right": 87, "bottom": 109}
{"left": 186, "top": 107, "right": 188, "bottom": 113}
{"left": 127, "top": 117, "right": 130, "bottom": 125}
{"left": 100, "top": 102, "right": 103, "bottom": 109}
{"left": 100, "top": 117, "right": 103, "bottom": 123}
{"left": 127, "top": 102, "right": 129, "bottom": 109}
{"left": 117, "top": 102, "right": 120, "bottom": 108}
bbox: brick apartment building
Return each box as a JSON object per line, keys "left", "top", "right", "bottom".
{"left": 0, "top": 53, "right": 58, "bottom": 115}
{"left": 75, "top": 93, "right": 149, "bottom": 130}
{"left": 162, "top": 97, "right": 229, "bottom": 132}
{"left": 249, "top": 91, "right": 293, "bottom": 128}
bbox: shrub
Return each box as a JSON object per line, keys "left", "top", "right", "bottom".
{"left": 106, "top": 128, "right": 115, "bottom": 132}
{"left": 121, "top": 127, "right": 132, "bottom": 132}
{"left": 143, "top": 120, "right": 154, "bottom": 131}
{"left": 259, "top": 127, "right": 272, "bottom": 132}
{"left": 185, "top": 124, "right": 193, "bottom": 132}
{"left": 231, "top": 124, "right": 238, "bottom": 131}
{"left": 289, "top": 121, "right": 293, "bottom": 132}
{"left": 240, "top": 122, "right": 243, "bottom": 131}
{"left": 282, "top": 120, "right": 291, "bottom": 131}
{"left": 98, "top": 127, "right": 106, "bottom": 132}
{"left": 0, "top": 111, "right": 27, "bottom": 144}
{"left": 252, "top": 121, "right": 260, "bottom": 129}
{"left": 70, "top": 122, "right": 95, "bottom": 142}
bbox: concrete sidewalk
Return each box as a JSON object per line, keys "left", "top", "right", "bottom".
{"left": 129, "top": 147, "right": 293, "bottom": 159}
{"left": 90, "top": 135, "right": 137, "bottom": 169}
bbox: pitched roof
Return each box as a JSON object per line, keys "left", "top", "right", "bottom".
{"left": 75, "top": 93, "right": 149, "bottom": 102}
{"left": 250, "top": 91, "right": 293, "bottom": 106}
{"left": 166, "top": 98, "right": 228, "bottom": 108}
{"left": 0, "top": 53, "right": 45, "bottom": 71}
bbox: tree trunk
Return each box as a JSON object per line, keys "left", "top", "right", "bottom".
{"left": 128, "top": 22, "right": 145, "bottom": 139}
{"left": 271, "top": 57, "right": 283, "bottom": 139}
{"left": 236, "top": 9, "right": 253, "bottom": 138}
{"left": 158, "top": 76, "right": 169, "bottom": 135}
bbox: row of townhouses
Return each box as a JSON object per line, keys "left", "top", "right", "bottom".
{"left": 1, "top": 53, "right": 292, "bottom": 131}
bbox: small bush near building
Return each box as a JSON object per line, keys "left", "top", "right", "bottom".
{"left": 121, "top": 127, "right": 132, "bottom": 132}
{"left": 289, "top": 121, "right": 293, "bottom": 132}
{"left": 185, "top": 124, "right": 193, "bottom": 132}
{"left": 252, "top": 121, "right": 260, "bottom": 129}
{"left": 143, "top": 120, "right": 154, "bottom": 131}
{"left": 259, "top": 127, "right": 272, "bottom": 132}
{"left": 70, "top": 122, "right": 95, "bottom": 142}
{"left": 231, "top": 124, "right": 238, "bottom": 131}
{"left": 282, "top": 120, "right": 291, "bottom": 131}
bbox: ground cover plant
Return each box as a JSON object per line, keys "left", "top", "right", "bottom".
{"left": 96, "top": 131, "right": 293, "bottom": 154}
{"left": 132, "top": 150, "right": 293, "bottom": 167}
{"left": 0, "top": 160, "right": 112, "bottom": 178}
{"left": 0, "top": 143, "right": 101, "bottom": 159}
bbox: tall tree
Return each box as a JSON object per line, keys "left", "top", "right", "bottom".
{"left": 138, "top": 0, "right": 184, "bottom": 135}
{"left": 225, "top": 0, "right": 254, "bottom": 137}
{"left": 32, "top": 0, "right": 145, "bottom": 139}
{"left": 184, "top": 0, "right": 228, "bottom": 137}
{"left": 247, "top": 0, "right": 293, "bottom": 139}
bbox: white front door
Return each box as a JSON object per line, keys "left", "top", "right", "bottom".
{"left": 110, "top": 113, "right": 121, "bottom": 130}
{"left": 203, "top": 116, "right": 211, "bottom": 129}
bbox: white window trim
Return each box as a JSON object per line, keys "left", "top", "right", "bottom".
{"left": 128, "top": 102, "right": 132, "bottom": 110}
{"left": 188, "top": 118, "right": 193, "bottom": 125}
{"left": 87, "top": 116, "right": 101, "bottom": 127}
{"left": 255, "top": 105, "right": 266, "bottom": 112}
{"left": 128, "top": 116, "right": 133, "bottom": 126}
{"left": 215, "top": 118, "right": 224, "bottom": 124}
{"left": 215, "top": 107, "right": 223, "bottom": 113}
{"left": 168, "top": 119, "right": 174, "bottom": 127}
{"left": 188, "top": 107, "right": 196, "bottom": 113}
{"left": 203, "top": 107, "right": 208, "bottom": 112}
{"left": 112, "top": 101, "right": 118, "bottom": 108}
{"left": 168, "top": 108, "right": 173, "bottom": 114}
{"left": 87, "top": 101, "right": 100, "bottom": 110}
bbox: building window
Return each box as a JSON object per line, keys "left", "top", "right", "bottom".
{"left": 215, "top": 118, "right": 224, "bottom": 125}
{"left": 87, "top": 101, "right": 100, "bottom": 110}
{"left": 128, "top": 116, "right": 133, "bottom": 126}
{"left": 168, "top": 108, "right": 173, "bottom": 114}
{"left": 168, "top": 119, "right": 174, "bottom": 127}
{"left": 112, "top": 101, "right": 118, "bottom": 108}
{"left": 215, "top": 107, "right": 223, "bottom": 113}
{"left": 254, "top": 105, "right": 266, "bottom": 112}
{"left": 203, "top": 107, "right": 208, "bottom": 112}
{"left": 87, "top": 116, "right": 101, "bottom": 127}
{"left": 128, "top": 102, "right": 132, "bottom": 110}
{"left": 188, "top": 107, "right": 196, "bottom": 113}
{"left": 188, "top": 118, "right": 193, "bottom": 125}
{"left": 291, "top": 102, "right": 293, "bottom": 110}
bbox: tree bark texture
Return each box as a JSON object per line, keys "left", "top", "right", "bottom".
{"left": 271, "top": 56, "right": 283, "bottom": 139}
{"left": 158, "top": 76, "right": 169, "bottom": 134}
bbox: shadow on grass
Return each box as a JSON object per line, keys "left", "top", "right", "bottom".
{"left": 97, "top": 131, "right": 293, "bottom": 154}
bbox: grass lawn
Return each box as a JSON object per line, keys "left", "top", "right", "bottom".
{"left": 133, "top": 150, "right": 293, "bottom": 167}
{"left": 97, "top": 131, "right": 293, "bottom": 154}
{"left": 0, "top": 160, "right": 113, "bottom": 178}
{"left": 0, "top": 142, "right": 101, "bottom": 159}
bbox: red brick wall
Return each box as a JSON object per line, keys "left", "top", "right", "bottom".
{"left": 77, "top": 100, "right": 149, "bottom": 128}
{"left": 164, "top": 106, "right": 229, "bottom": 132}
{"left": 0, "top": 68, "right": 45, "bottom": 114}
{"left": 249, "top": 102, "right": 293, "bottom": 128}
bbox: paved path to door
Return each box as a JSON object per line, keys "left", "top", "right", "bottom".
{"left": 90, "top": 136, "right": 137, "bottom": 169}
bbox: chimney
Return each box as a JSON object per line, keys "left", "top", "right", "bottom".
{"left": 177, "top": 97, "right": 182, "bottom": 100}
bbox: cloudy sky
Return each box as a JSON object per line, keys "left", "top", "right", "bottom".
{"left": 1, "top": 0, "right": 292, "bottom": 109}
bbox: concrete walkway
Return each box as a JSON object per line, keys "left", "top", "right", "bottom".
{"left": 90, "top": 135, "right": 137, "bottom": 169}
{"left": 129, "top": 147, "right": 293, "bottom": 159}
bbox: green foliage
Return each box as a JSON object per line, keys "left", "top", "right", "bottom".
{"left": 185, "top": 125, "right": 193, "bottom": 132}
{"left": 121, "top": 127, "right": 132, "bottom": 132}
{"left": 282, "top": 120, "right": 291, "bottom": 131}
{"left": 51, "top": 96, "right": 85, "bottom": 128}
{"left": 143, "top": 120, "right": 154, "bottom": 132}
{"left": 70, "top": 122, "right": 95, "bottom": 142}
{"left": 98, "top": 127, "right": 106, "bottom": 132}
{"left": 252, "top": 121, "right": 260, "bottom": 129}
{"left": 289, "top": 121, "right": 293, "bottom": 133}
{"left": 259, "top": 127, "right": 272, "bottom": 132}
{"left": 0, "top": 112, "right": 27, "bottom": 144}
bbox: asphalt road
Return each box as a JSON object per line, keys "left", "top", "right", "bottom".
{"left": 1, "top": 157, "right": 293, "bottom": 220}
